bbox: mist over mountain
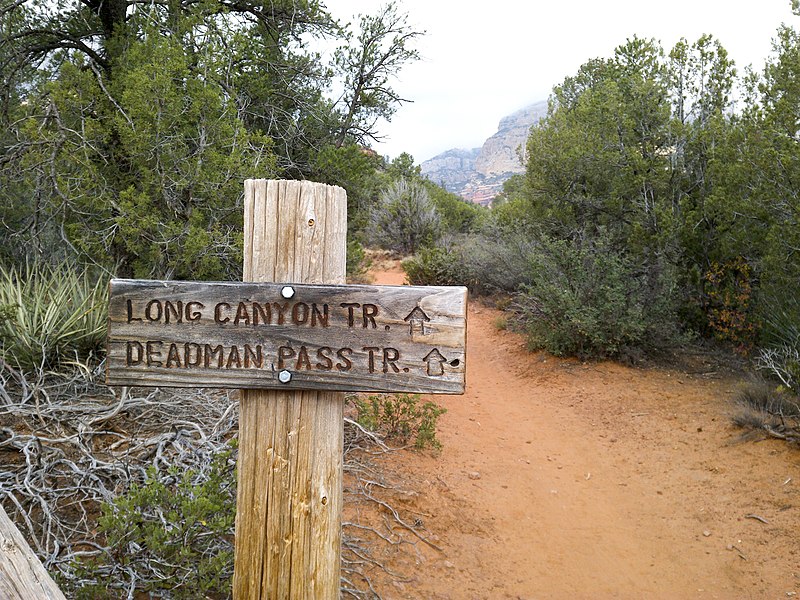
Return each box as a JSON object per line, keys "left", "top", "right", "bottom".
{"left": 421, "top": 101, "right": 547, "bottom": 205}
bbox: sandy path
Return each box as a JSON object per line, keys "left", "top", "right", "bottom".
{"left": 365, "top": 263, "right": 800, "bottom": 599}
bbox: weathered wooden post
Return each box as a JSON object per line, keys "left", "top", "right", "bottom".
{"left": 0, "top": 505, "right": 66, "bottom": 600}
{"left": 106, "top": 179, "right": 467, "bottom": 598}
{"left": 235, "top": 179, "right": 346, "bottom": 597}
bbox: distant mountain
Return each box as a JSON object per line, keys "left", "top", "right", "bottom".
{"left": 421, "top": 101, "right": 548, "bottom": 205}
{"left": 417, "top": 148, "right": 480, "bottom": 195}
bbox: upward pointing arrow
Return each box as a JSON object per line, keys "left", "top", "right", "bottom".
{"left": 404, "top": 306, "right": 431, "bottom": 335}
{"left": 422, "top": 348, "right": 447, "bottom": 376}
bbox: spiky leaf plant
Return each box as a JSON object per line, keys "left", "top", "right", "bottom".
{"left": 0, "top": 262, "right": 108, "bottom": 372}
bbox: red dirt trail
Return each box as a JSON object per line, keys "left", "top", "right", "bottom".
{"left": 360, "top": 262, "right": 800, "bottom": 600}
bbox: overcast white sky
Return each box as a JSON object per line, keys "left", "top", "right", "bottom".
{"left": 329, "top": 0, "right": 798, "bottom": 163}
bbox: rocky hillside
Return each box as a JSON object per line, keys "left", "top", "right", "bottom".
{"left": 421, "top": 101, "right": 547, "bottom": 205}
{"left": 419, "top": 148, "right": 480, "bottom": 195}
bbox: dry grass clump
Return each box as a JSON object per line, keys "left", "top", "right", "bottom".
{"left": 732, "top": 381, "right": 800, "bottom": 444}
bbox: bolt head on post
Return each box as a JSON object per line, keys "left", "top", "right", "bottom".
{"left": 281, "top": 286, "right": 295, "bottom": 299}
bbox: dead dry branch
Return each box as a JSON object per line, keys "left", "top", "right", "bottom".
{"left": 0, "top": 363, "right": 434, "bottom": 598}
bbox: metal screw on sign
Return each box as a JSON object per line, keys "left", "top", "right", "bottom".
{"left": 281, "top": 286, "right": 295, "bottom": 299}
{"left": 278, "top": 370, "right": 292, "bottom": 384}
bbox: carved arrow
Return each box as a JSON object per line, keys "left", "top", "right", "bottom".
{"left": 422, "top": 348, "right": 447, "bottom": 376}
{"left": 404, "top": 306, "right": 431, "bottom": 335}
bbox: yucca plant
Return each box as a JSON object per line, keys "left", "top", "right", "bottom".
{"left": 0, "top": 262, "right": 108, "bottom": 373}
{"left": 756, "top": 296, "right": 800, "bottom": 394}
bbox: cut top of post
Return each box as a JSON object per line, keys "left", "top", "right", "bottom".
{"left": 243, "top": 179, "right": 347, "bottom": 285}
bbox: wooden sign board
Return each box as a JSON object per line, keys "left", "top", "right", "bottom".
{"left": 107, "top": 279, "right": 467, "bottom": 394}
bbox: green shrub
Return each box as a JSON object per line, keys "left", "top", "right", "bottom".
{"left": 403, "top": 227, "right": 536, "bottom": 294}
{"left": 0, "top": 262, "right": 108, "bottom": 371}
{"left": 402, "top": 246, "right": 464, "bottom": 286}
{"left": 517, "top": 235, "right": 680, "bottom": 359}
{"left": 346, "top": 236, "right": 371, "bottom": 280}
{"left": 425, "top": 182, "right": 485, "bottom": 234}
{"left": 460, "top": 227, "right": 537, "bottom": 294}
{"left": 76, "top": 446, "right": 237, "bottom": 599}
{"left": 369, "top": 178, "right": 441, "bottom": 254}
{"left": 354, "top": 393, "right": 447, "bottom": 450}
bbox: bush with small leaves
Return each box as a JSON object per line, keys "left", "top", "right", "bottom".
{"left": 355, "top": 393, "right": 447, "bottom": 450}
{"left": 75, "top": 445, "right": 237, "bottom": 599}
{"left": 403, "top": 246, "right": 465, "bottom": 287}
{"left": 347, "top": 237, "right": 371, "bottom": 281}
{"left": 517, "top": 234, "right": 680, "bottom": 359}
{"left": 369, "top": 178, "right": 440, "bottom": 254}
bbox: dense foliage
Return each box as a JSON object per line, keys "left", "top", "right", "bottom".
{"left": 408, "top": 13, "right": 800, "bottom": 365}
{"left": 0, "top": 0, "right": 422, "bottom": 278}
{"left": 76, "top": 448, "right": 237, "bottom": 599}
{"left": 4, "top": 1, "right": 800, "bottom": 595}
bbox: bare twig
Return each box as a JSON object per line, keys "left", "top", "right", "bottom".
{"left": 744, "top": 513, "right": 770, "bottom": 524}
{"left": 0, "top": 361, "right": 436, "bottom": 598}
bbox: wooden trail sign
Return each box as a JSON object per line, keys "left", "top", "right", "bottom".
{"left": 105, "top": 179, "right": 467, "bottom": 599}
{"left": 107, "top": 280, "right": 467, "bottom": 393}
